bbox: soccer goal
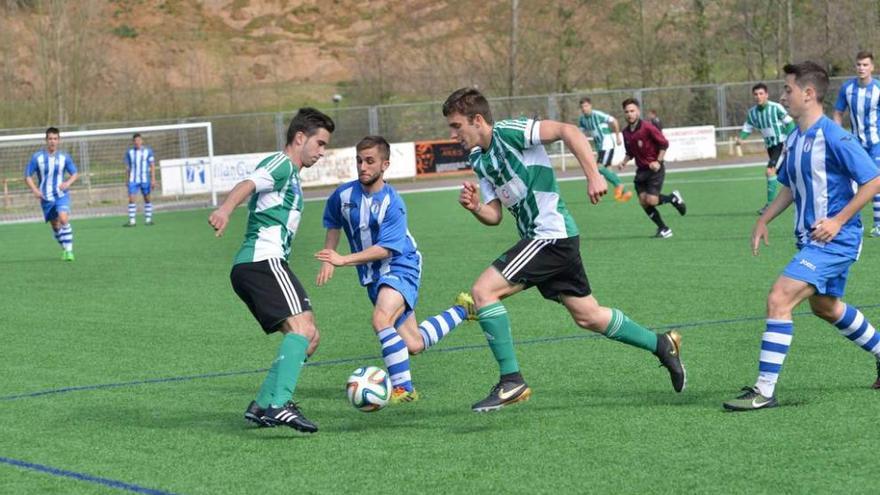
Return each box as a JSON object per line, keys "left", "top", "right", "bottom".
{"left": 0, "top": 122, "right": 215, "bottom": 223}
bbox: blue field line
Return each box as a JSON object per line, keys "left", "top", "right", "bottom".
{"left": 0, "top": 456, "right": 180, "bottom": 495}
{"left": 3, "top": 303, "right": 878, "bottom": 403}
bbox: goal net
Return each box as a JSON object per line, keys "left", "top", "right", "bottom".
{"left": 0, "top": 122, "right": 214, "bottom": 224}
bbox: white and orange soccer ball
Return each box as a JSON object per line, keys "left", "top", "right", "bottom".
{"left": 346, "top": 366, "right": 391, "bottom": 412}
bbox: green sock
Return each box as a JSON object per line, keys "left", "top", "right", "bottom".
{"left": 270, "top": 333, "right": 309, "bottom": 406}
{"left": 478, "top": 302, "right": 519, "bottom": 375}
{"left": 604, "top": 308, "right": 658, "bottom": 352}
{"left": 767, "top": 176, "right": 778, "bottom": 203}
{"left": 598, "top": 166, "right": 622, "bottom": 187}
{"left": 255, "top": 358, "right": 280, "bottom": 409}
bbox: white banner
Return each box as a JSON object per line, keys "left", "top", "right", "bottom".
{"left": 605, "top": 125, "right": 716, "bottom": 166}
{"left": 160, "top": 153, "right": 264, "bottom": 196}
{"left": 160, "top": 143, "right": 418, "bottom": 196}
{"left": 662, "top": 125, "right": 717, "bottom": 162}
{"left": 299, "top": 147, "right": 358, "bottom": 187}
{"left": 386, "top": 142, "right": 416, "bottom": 180}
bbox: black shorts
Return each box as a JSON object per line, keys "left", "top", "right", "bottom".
{"left": 597, "top": 149, "right": 615, "bottom": 167}
{"left": 230, "top": 259, "right": 312, "bottom": 333}
{"left": 634, "top": 164, "right": 666, "bottom": 196}
{"left": 766, "top": 143, "right": 784, "bottom": 170}
{"left": 491, "top": 236, "right": 591, "bottom": 301}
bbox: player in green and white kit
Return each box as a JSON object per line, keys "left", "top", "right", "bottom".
{"left": 443, "top": 88, "right": 686, "bottom": 412}
{"left": 578, "top": 97, "right": 631, "bottom": 202}
{"left": 735, "top": 83, "right": 795, "bottom": 214}
{"left": 208, "top": 108, "right": 334, "bottom": 433}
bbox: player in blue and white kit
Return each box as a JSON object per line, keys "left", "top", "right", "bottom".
{"left": 24, "top": 127, "right": 79, "bottom": 261}
{"left": 724, "top": 62, "right": 880, "bottom": 411}
{"left": 833, "top": 51, "right": 880, "bottom": 237}
{"left": 123, "top": 133, "right": 156, "bottom": 226}
{"left": 315, "top": 135, "right": 474, "bottom": 403}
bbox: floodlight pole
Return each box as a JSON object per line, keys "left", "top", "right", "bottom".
{"left": 508, "top": 0, "right": 518, "bottom": 98}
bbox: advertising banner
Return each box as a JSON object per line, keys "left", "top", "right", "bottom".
{"left": 662, "top": 125, "right": 717, "bottom": 162}
{"left": 161, "top": 143, "right": 419, "bottom": 196}
{"left": 415, "top": 140, "right": 470, "bottom": 175}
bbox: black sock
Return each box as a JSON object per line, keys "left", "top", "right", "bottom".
{"left": 643, "top": 206, "right": 667, "bottom": 229}
{"left": 659, "top": 194, "right": 673, "bottom": 204}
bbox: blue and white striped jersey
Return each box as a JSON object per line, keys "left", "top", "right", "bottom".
{"left": 323, "top": 181, "right": 422, "bottom": 286}
{"left": 834, "top": 78, "right": 880, "bottom": 149}
{"left": 777, "top": 116, "right": 880, "bottom": 258}
{"left": 124, "top": 146, "right": 155, "bottom": 184}
{"left": 24, "top": 150, "right": 78, "bottom": 202}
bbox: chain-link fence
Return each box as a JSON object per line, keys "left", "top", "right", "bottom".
{"left": 1, "top": 76, "right": 854, "bottom": 159}
{"left": 2, "top": 76, "right": 863, "bottom": 222}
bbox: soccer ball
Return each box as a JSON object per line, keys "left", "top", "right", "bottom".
{"left": 346, "top": 366, "right": 391, "bottom": 412}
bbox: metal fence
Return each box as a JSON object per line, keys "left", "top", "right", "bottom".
{"left": 0, "top": 77, "right": 852, "bottom": 156}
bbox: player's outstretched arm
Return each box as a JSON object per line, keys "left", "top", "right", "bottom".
{"left": 315, "top": 245, "right": 390, "bottom": 267}
{"left": 812, "top": 175, "right": 880, "bottom": 243}
{"left": 539, "top": 120, "right": 606, "bottom": 204}
{"left": 316, "top": 229, "right": 341, "bottom": 286}
{"left": 610, "top": 117, "right": 622, "bottom": 145}
{"left": 208, "top": 179, "right": 256, "bottom": 237}
{"left": 459, "top": 181, "right": 502, "bottom": 225}
{"left": 752, "top": 186, "right": 793, "bottom": 255}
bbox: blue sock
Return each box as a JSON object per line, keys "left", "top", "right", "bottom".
{"left": 145, "top": 202, "right": 153, "bottom": 222}
{"left": 834, "top": 304, "right": 880, "bottom": 357}
{"left": 755, "top": 319, "right": 793, "bottom": 397}
{"left": 418, "top": 305, "right": 466, "bottom": 349}
{"left": 128, "top": 203, "right": 136, "bottom": 223}
{"left": 377, "top": 327, "right": 412, "bottom": 392}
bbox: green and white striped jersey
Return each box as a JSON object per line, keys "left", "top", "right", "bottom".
{"left": 578, "top": 110, "right": 616, "bottom": 151}
{"left": 233, "top": 152, "right": 304, "bottom": 265}
{"left": 470, "top": 118, "right": 579, "bottom": 240}
{"left": 741, "top": 102, "right": 793, "bottom": 148}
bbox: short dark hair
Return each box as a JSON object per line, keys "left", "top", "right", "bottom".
{"left": 621, "top": 97, "right": 640, "bottom": 109}
{"left": 132, "top": 133, "right": 142, "bottom": 140}
{"left": 857, "top": 50, "right": 874, "bottom": 61}
{"left": 752, "top": 83, "right": 768, "bottom": 93}
{"left": 783, "top": 61, "right": 830, "bottom": 102}
{"left": 45, "top": 127, "right": 59, "bottom": 138}
{"left": 579, "top": 96, "right": 592, "bottom": 105}
{"left": 442, "top": 88, "right": 494, "bottom": 125}
{"left": 356, "top": 135, "right": 391, "bottom": 161}
{"left": 286, "top": 107, "right": 335, "bottom": 146}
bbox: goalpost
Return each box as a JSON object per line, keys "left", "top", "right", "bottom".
{"left": 0, "top": 122, "right": 215, "bottom": 223}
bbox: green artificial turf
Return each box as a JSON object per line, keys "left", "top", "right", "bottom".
{"left": 1, "top": 165, "right": 878, "bottom": 494}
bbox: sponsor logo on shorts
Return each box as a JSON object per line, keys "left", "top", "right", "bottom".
{"left": 799, "top": 258, "right": 817, "bottom": 271}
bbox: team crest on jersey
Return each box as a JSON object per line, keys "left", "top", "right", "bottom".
{"left": 370, "top": 202, "right": 380, "bottom": 215}
{"left": 637, "top": 140, "right": 643, "bottom": 148}
{"left": 803, "top": 138, "right": 813, "bottom": 153}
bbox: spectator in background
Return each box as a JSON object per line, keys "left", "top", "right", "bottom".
{"left": 647, "top": 109, "right": 663, "bottom": 130}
